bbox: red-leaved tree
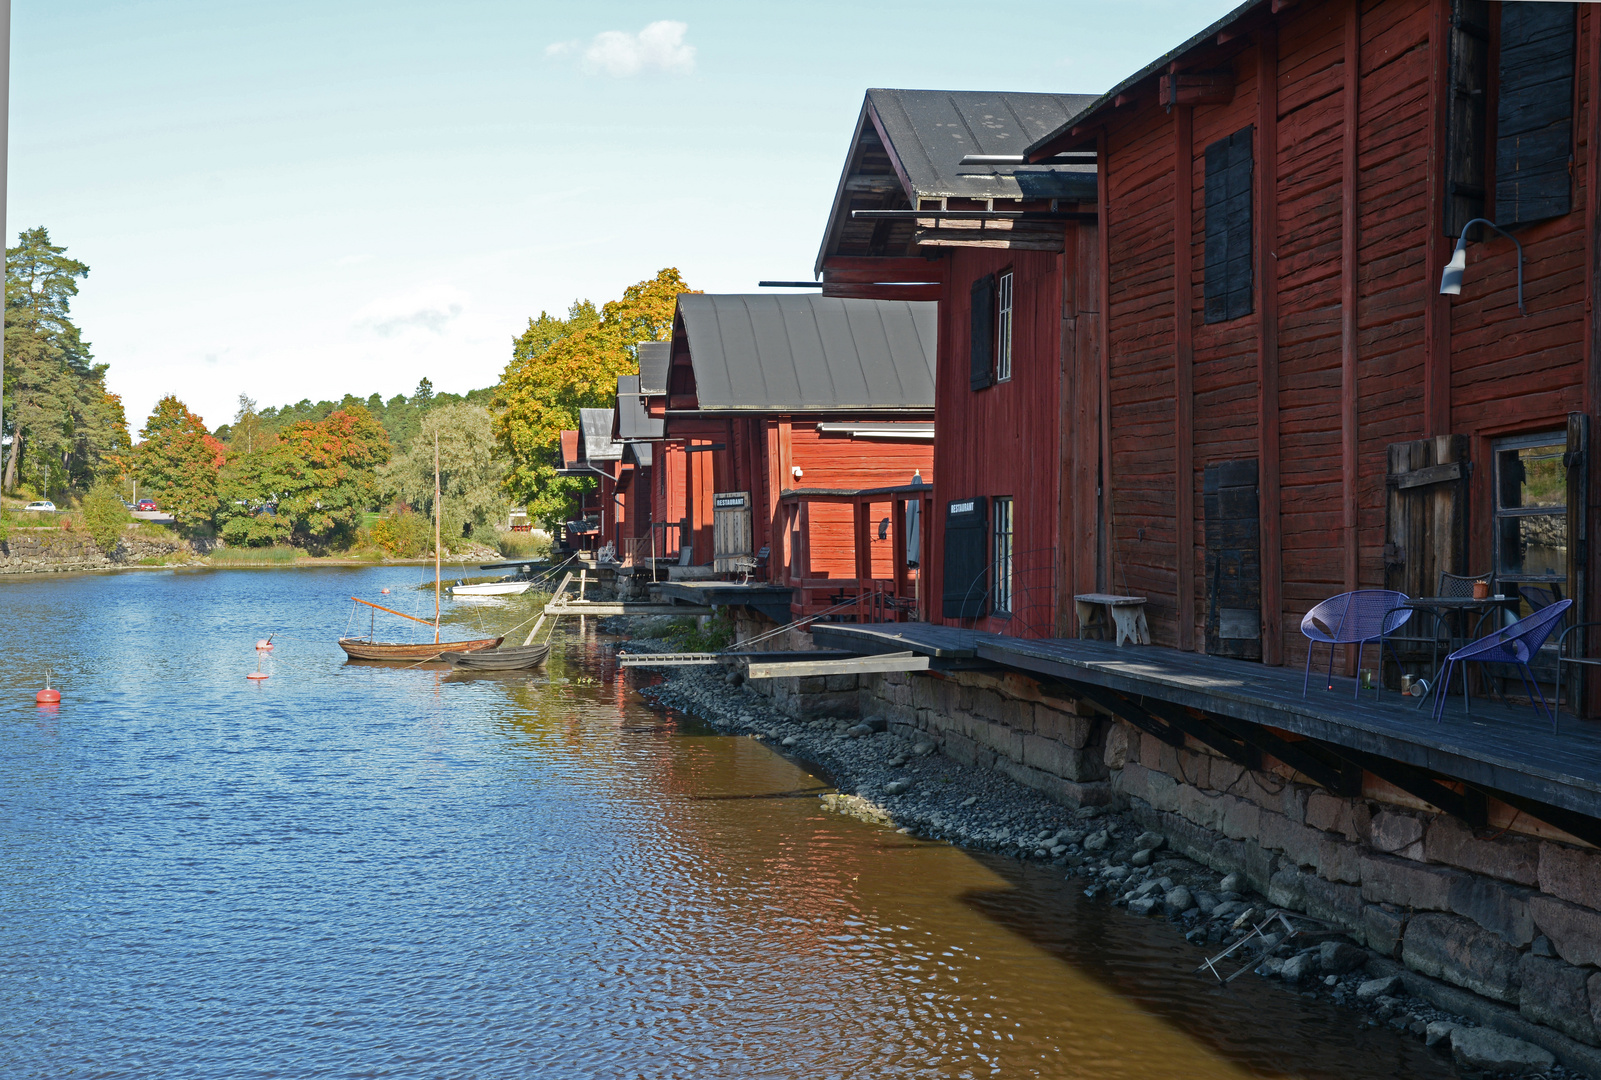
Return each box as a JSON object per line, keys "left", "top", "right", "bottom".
{"left": 133, "top": 395, "right": 224, "bottom": 533}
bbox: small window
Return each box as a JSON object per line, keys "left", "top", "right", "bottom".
{"left": 1493, "top": 434, "right": 1567, "bottom": 586}
{"left": 995, "top": 271, "right": 1013, "bottom": 382}
{"left": 992, "top": 496, "right": 1014, "bottom": 616}
{"left": 1203, "top": 127, "right": 1254, "bottom": 323}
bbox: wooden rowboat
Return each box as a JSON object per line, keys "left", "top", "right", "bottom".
{"left": 338, "top": 636, "right": 503, "bottom": 662}
{"left": 439, "top": 641, "right": 551, "bottom": 670}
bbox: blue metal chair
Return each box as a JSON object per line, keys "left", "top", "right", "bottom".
{"left": 1430, "top": 599, "right": 1572, "bottom": 730}
{"left": 1300, "top": 590, "right": 1413, "bottom": 698}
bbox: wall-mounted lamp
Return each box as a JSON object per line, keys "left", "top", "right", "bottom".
{"left": 1439, "top": 217, "right": 1526, "bottom": 316}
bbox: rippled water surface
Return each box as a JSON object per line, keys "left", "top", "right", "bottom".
{"left": 0, "top": 568, "right": 1460, "bottom": 1078}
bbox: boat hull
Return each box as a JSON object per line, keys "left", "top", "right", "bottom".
{"left": 439, "top": 642, "right": 551, "bottom": 671}
{"left": 337, "top": 636, "right": 504, "bottom": 662}
{"left": 449, "top": 581, "right": 533, "bottom": 597}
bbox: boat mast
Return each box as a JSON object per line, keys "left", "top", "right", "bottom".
{"left": 433, "top": 430, "right": 441, "bottom": 644}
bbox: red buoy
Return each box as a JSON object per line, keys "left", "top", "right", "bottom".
{"left": 35, "top": 687, "right": 60, "bottom": 703}
{"left": 256, "top": 640, "right": 274, "bottom": 651}
{"left": 246, "top": 672, "right": 269, "bottom": 681}
{"left": 381, "top": 588, "right": 390, "bottom": 594}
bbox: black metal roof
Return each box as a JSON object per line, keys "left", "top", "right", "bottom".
{"left": 636, "top": 340, "right": 670, "bottom": 396}
{"left": 1024, "top": 0, "right": 1267, "bottom": 161}
{"left": 613, "top": 375, "right": 661, "bottom": 468}
{"left": 578, "top": 408, "right": 622, "bottom": 463}
{"left": 675, "top": 294, "right": 935, "bottom": 413}
{"left": 816, "top": 89, "right": 1099, "bottom": 272}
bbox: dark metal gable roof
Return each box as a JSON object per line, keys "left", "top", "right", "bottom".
{"left": 1025, "top": 0, "right": 1267, "bottom": 160}
{"left": 579, "top": 408, "right": 622, "bottom": 463}
{"left": 675, "top": 294, "right": 936, "bottom": 413}
{"left": 614, "top": 375, "right": 664, "bottom": 443}
{"left": 816, "top": 89, "right": 1099, "bottom": 273}
{"left": 636, "top": 340, "right": 670, "bottom": 396}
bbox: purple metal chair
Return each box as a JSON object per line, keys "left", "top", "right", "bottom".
{"left": 1300, "top": 590, "right": 1413, "bottom": 698}
{"left": 1430, "top": 599, "right": 1572, "bottom": 730}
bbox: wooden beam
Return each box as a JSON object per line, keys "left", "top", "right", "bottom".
{"left": 1257, "top": 27, "right": 1284, "bottom": 666}
{"left": 820, "top": 282, "right": 943, "bottom": 301}
{"left": 1159, "top": 71, "right": 1236, "bottom": 107}
{"left": 1423, "top": 0, "right": 1453, "bottom": 436}
{"left": 1341, "top": 0, "right": 1362, "bottom": 668}
{"left": 1058, "top": 229, "right": 1076, "bottom": 637}
{"left": 913, "top": 229, "right": 1065, "bottom": 252}
{"left": 821, "top": 256, "right": 943, "bottom": 276}
{"left": 1588, "top": 5, "right": 1601, "bottom": 715}
{"left": 821, "top": 266, "right": 945, "bottom": 285}
{"left": 1098, "top": 128, "right": 1114, "bottom": 594}
{"left": 1175, "top": 104, "right": 1197, "bottom": 652}
{"left": 746, "top": 651, "right": 931, "bottom": 679}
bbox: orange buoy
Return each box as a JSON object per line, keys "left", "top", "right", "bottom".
{"left": 256, "top": 640, "right": 274, "bottom": 651}
{"left": 246, "top": 672, "right": 269, "bottom": 681}
{"left": 35, "top": 687, "right": 60, "bottom": 703}
{"left": 381, "top": 588, "right": 390, "bottom": 594}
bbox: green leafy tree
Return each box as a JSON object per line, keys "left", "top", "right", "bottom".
{"left": 494, "top": 269, "right": 693, "bottom": 525}
{"left": 133, "top": 395, "right": 224, "bottom": 533}
{"left": 3, "top": 227, "right": 126, "bottom": 496}
{"left": 81, "top": 479, "right": 131, "bottom": 553}
{"left": 378, "top": 402, "right": 508, "bottom": 548}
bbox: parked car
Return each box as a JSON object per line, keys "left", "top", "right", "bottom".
{"left": 23, "top": 500, "right": 56, "bottom": 512}
{"left": 136, "top": 499, "right": 158, "bottom": 512}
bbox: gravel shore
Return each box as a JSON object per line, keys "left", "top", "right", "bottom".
{"left": 615, "top": 625, "right": 1585, "bottom": 1078}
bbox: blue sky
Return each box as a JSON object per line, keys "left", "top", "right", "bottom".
{"left": 11, "top": 1, "right": 1239, "bottom": 431}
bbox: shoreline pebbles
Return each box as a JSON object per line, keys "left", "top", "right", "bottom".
{"left": 617, "top": 626, "right": 1583, "bottom": 1079}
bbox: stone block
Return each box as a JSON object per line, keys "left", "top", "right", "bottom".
{"left": 969, "top": 688, "right": 1006, "bottom": 723}
{"left": 1033, "top": 706, "right": 1092, "bottom": 748}
{"left": 1371, "top": 810, "right": 1426, "bottom": 860}
{"left": 1145, "top": 768, "right": 1180, "bottom": 814}
{"left": 1519, "top": 955, "right": 1598, "bottom": 1046}
{"left": 1403, "top": 912, "right": 1522, "bottom": 1004}
{"left": 1219, "top": 794, "right": 1261, "bottom": 842}
{"left": 940, "top": 730, "right": 982, "bottom": 769}
{"left": 1103, "top": 723, "right": 1130, "bottom": 770}
{"left": 1140, "top": 733, "right": 1164, "bottom": 770}
{"left": 1302, "top": 875, "right": 1365, "bottom": 936}
{"left": 997, "top": 696, "right": 1036, "bottom": 733}
{"left": 1176, "top": 784, "right": 1224, "bottom": 832}
{"left": 1207, "top": 758, "right": 1246, "bottom": 793}
{"left": 1540, "top": 842, "right": 1601, "bottom": 911}
{"left": 972, "top": 718, "right": 1023, "bottom": 762}
{"left": 1304, "top": 790, "right": 1350, "bottom": 835}
{"left": 1022, "top": 733, "right": 1106, "bottom": 782}
{"left": 824, "top": 674, "right": 859, "bottom": 692}
{"left": 1317, "top": 836, "right": 1363, "bottom": 884}
{"left": 1363, "top": 904, "right": 1408, "bottom": 958}
{"left": 1448, "top": 876, "right": 1535, "bottom": 947}
{"left": 1267, "top": 864, "right": 1308, "bottom": 910}
{"left": 1531, "top": 895, "right": 1601, "bottom": 968}
{"left": 1360, "top": 852, "right": 1465, "bottom": 911}
{"left": 1260, "top": 813, "right": 1324, "bottom": 869}
{"left": 912, "top": 677, "right": 941, "bottom": 711}
{"left": 1450, "top": 1027, "right": 1556, "bottom": 1075}
{"left": 1177, "top": 749, "right": 1211, "bottom": 790}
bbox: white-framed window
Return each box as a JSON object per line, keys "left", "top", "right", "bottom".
{"left": 1493, "top": 432, "right": 1568, "bottom": 589}
{"left": 993, "top": 496, "right": 1014, "bottom": 615}
{"left": 995, "top": 270, "right": 1013, "bottom": 382}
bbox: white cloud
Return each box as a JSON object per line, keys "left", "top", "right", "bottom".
{"left": 352, "top": 285, "right": 468, "bottom": 338}
{"left": 549, "top": 21, "right": 695, "bottom": 78}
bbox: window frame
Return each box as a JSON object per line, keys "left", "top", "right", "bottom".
{"left": 994, "top": 270, "right": 1014, "bottom": 383}
{"left": 992, "top": 495, "right": 1014, "bottom": 617}
{"left": 1492, "top": 431, "right": 1569, "bottom": 586}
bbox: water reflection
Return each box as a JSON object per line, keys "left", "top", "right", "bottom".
{"left": 0, "top": 568, "right": 1456, "bottom": 1078}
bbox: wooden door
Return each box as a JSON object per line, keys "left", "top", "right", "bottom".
{"left": 1203, "top": 460, "right": 1261, "bottom": 660}
{"left": 1384, "top": 435, "right": 1470, "bottom": 598}
{"left": 712, "top": 491, "right": 753, "bottom": 573}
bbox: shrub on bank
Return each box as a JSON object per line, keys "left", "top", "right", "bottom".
{"left": 370, "top": 507, "right": 432, "bottom": 558}
{"left": 81, "top": 482, "right": 132, "bottom": 553}
{"left": 496, "top": 529, "right": 551, "bottom": 560}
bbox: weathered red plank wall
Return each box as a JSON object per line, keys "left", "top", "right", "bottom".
{"left": 788, "top": 425, "right": 933, "bottom": 580}
{"left": 1094, "top": 0, "right": 1596, "bottom": 664}
{"left": 932, "top": 246, "right": 1066, "bottom": 638}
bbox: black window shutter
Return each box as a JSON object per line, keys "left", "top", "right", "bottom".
{"left": 1496, "top": 2, "right": 1576, "bottom": 226}
{"left": 942, "top": 496, "right": 989, "bottom": 618}
{"left": 969, "top": 275, "right": 996, "bottom": 390}
{"left": 1204, "top": 126, "right": 1253, "bottom": 325}
{"left": 1444, "top": 0, "right": 1491, "bottom": 237}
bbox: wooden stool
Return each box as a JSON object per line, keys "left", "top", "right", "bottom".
{"left": 1075, "top": 593, "right": 1151, "bottom": 646}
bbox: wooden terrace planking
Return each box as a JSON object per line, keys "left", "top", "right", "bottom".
{"left": 817, "top": 622, "right": 1601, "bottom": 820}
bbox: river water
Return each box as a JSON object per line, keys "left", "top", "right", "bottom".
{"left": 0, "top": 567, "right": 1458, "bottom": 1079}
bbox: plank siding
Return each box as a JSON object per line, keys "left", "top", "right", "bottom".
{"left": 931, "top": 246, "right": 1066, "bottom": 638}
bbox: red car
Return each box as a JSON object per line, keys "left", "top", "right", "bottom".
{"left": 136, "top": 499, "right": 158, "bottom": 512}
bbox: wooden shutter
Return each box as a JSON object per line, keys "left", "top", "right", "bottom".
{"left": 970, "top": 275, "right": 996, "bottom": 390}
{"left": 942, "top": 496, "right": 989, "bottom": 618}
{"left": 1443, "top": 0, "right": 1490, "bottom": 237}
{"left": 1384, "top": 436, "right": 1470, "bottom": 599}
{"left": 1204, "top": 460, "right": 1262, "bottom": 660}
{"left": 1203, "top": 127, "right": 1253, "bottom": 324}
{"left": 1496, "top": 2, "right": 1576, "bottom": 226}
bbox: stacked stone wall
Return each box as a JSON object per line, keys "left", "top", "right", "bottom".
{"left": 0, "top": 529, "right": 193, "bottom": 574}
{"left": 854, "top": 665, "right": 1601, "bottom": 1051}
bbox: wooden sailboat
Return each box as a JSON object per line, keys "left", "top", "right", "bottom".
{"left": 338, "top": 432, "right": 504, "bottom": 662}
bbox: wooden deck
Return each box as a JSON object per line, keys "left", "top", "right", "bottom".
{"left": 653, "top": 581, "right": 795, "bottom": 623}
{"left": 813, "top": 622, "right": 1601, "bottom": 834}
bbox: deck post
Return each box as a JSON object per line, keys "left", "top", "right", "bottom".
{"left": 1174, "top": 102, "right": 1197, "bottom": 652}
{"left": 1257, "top": 27, "right": 1284, "bottom": 666}
{"left": 1423, "top": 0, "right": 1454, "bottom": 436}
{"left": 892, "top": 496, "right": 908, "bottom": 614}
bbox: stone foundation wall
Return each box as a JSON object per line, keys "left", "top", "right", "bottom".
{"left": 0, "top": 529, "right": 194, "bottom": 574}
{"left": 856, "top": 665, "right": 1601, "bottom": 1051}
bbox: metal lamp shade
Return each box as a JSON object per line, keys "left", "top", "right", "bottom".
{"left": 1439, "top": 242, "right": 1468, "bottom": 296}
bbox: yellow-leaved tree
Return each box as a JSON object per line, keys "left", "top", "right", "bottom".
{"left": 493, "top": 268, "right": 695, "bottom": 525}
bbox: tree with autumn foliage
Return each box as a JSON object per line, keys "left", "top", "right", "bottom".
{"left": 494, "top": 268, "right": 695, "bottom": 525}
{"left": 216, "top": 405, "right": 390, "bottom": 549}
{"left": 133, "top": 395, "right": 225, "bottom": 533}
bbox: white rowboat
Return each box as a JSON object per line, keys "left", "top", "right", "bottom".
{"left": 449, "top": 580, "right": 534, "bottom": 597}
